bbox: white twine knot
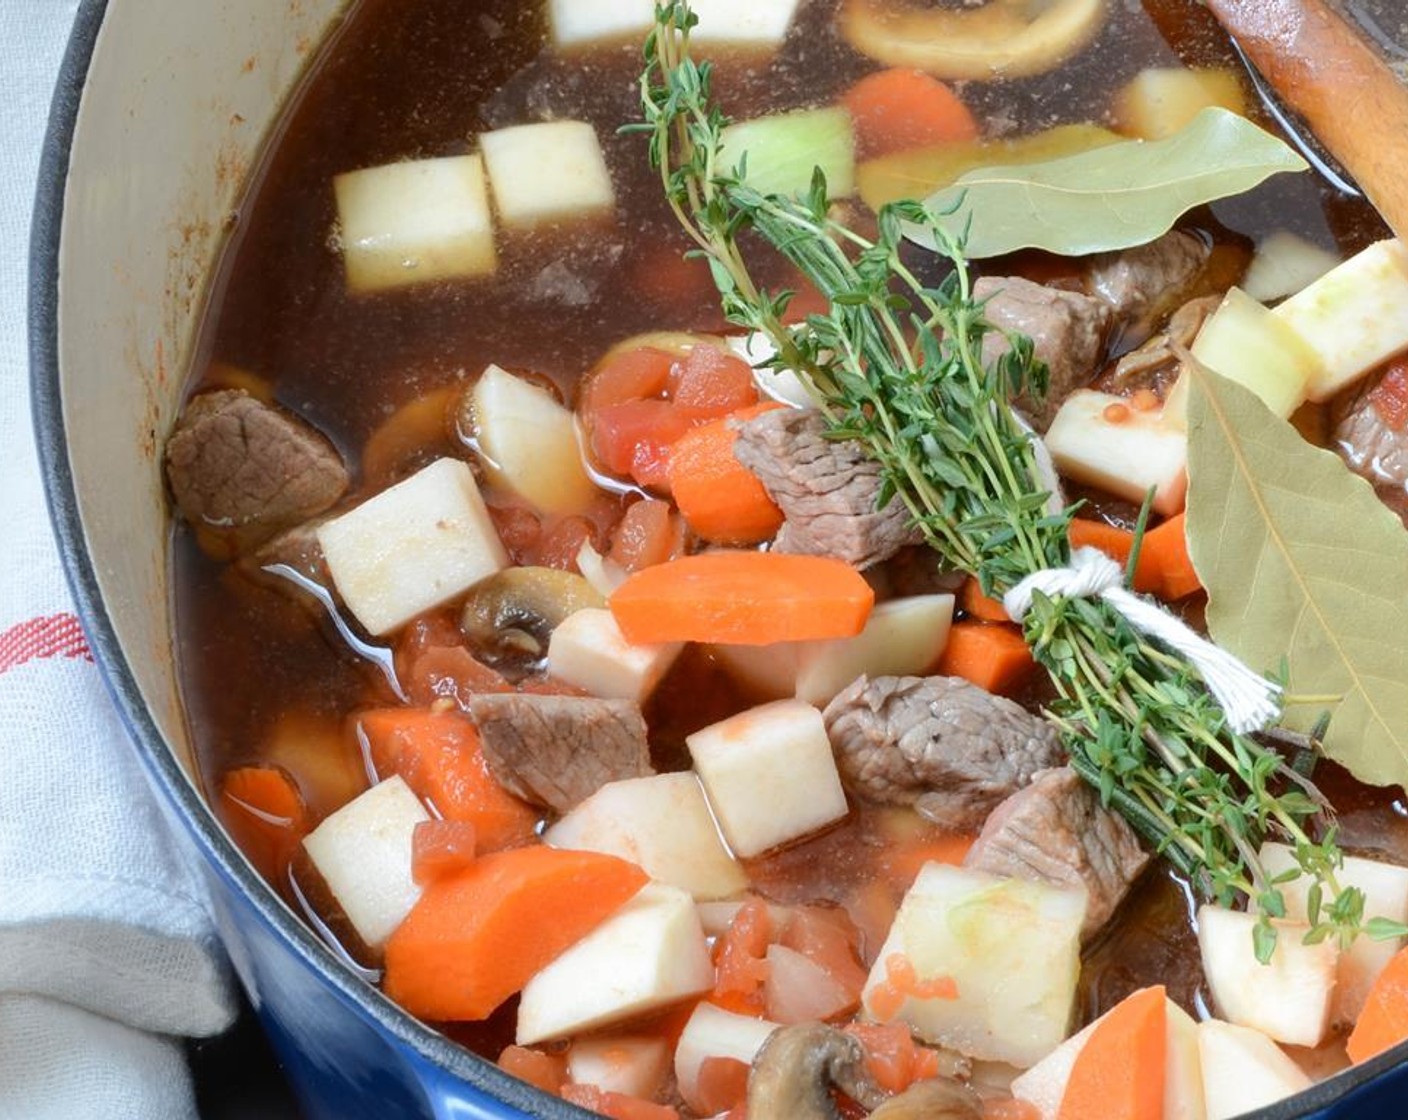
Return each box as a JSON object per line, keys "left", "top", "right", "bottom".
{"left": 1002, "top": 546, "right": 1282, "bottom": 735}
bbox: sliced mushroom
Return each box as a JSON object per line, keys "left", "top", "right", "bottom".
{"left": 869, "top": 1078, "right": 983, "bottom": 1120}
{"left": 748, "top": 1024, "right": 887, "bottom": 1120}
{"left": 459, "top": 567, "right": 604, "bottom": 675}
{"left": 841, "top": 0, "right": 1109, "bottom": 81}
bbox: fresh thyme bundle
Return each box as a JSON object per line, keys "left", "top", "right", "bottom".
{"left": 636, "top": 1, "right": 1381, "bottom": 957}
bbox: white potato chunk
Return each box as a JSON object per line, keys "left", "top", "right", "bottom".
{"left": 694, "top": 898, "right": 794, "bottom": 938}
{"left": 1261, "top": 841, "right": 1408, "bottom": 1024}
{"left": 861, "top": 864, "right": 1086, "bottom": 1067}
{"left": 317, "top": 457, "right": 508, "bottom": 636}
{"left": 1114, "top": 67, "right": 1247, "bottom": 140}
{"left": 1197, "top": 1019, "right": 1311, "bottom": 1120}
{"left": 480, "top": 120, "right": 615, "bottom": 230}
{"left": 1274, "top": 238, "right": 1408, "bottom": 401}
{"left": 794, "top": 594, "right": 954, "bottom": 706}
{"left": 1242, "top": 231, "right": 1340, "bottom": 305}
{"left": 301, "top": 776, "right": 428, "bottom": 950}
{"left": 1197, "top": 904, "right": 1338, "bottom": 1047}
{"left": 467, "top": 364, "right": 596, "bottom": 515}
{"left": 690, "top": 0, "right": 803, "bottom": 47}
{"left": 1045, "top": 390, "right": 1187, "bottom": 515}
{"left": 674, "top": 1002, "right": 780, "bottom": 1115}
{"left": 709, "top": 640, "right": 800, "bottom": 701}
{"left": 567, "top": 1035, "right": 670, "bottom": 1100}
{"left": 686, "top": 699, "right": 849, "bottom": 858}
{"left": 547, "top": 608, "right": 683, "bottom": 702}
{"left": 517, "top": 884, "right": 714, "bottom": 1044}
{"left": 544, "top": 772, "right": 748, "bottom": 901}
{"left": 546, "top": 0, "right": 653, "bottom": 48}
{"left": 334, "top": 155, "right": 495, "bottom": 293}
{"left": 1186, "top": 288, "right": 1319, "bottom": 419}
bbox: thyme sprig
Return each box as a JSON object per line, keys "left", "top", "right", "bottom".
{"left": 637, "top": 1, "right": 1380, "bottom": 959}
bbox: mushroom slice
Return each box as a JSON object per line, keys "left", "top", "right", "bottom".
{"left": 748, "top": 1024, "right": 887, "bottom": 1120}
{"left": 460, "top": 566, "right": 605, "bottom": 673}
{"left": 869, "top": 1078, "right": 983, "bottom": 1120}
{"left": 840, "top": 0, "right": 1109, "bottom": 81}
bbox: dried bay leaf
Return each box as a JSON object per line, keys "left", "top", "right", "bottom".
{"left": 1185, "top": 364, "right": 1408, "bottom": 788}
{"left": 915, "top": 108, "right": 1307, "bottom": 259}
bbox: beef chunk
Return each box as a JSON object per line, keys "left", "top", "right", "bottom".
{"left": 165, "top": 389, "right": 348, "bottom": 557}
{"left": 976, "top": 276, "right": 1113, "bottom": 430}
{"left": 964, "top": 767, "right": 1149, "bottom": 938}
{"left": 1086, "top": 230, "right": 1211, "bottom": 340}
{"left": 1332, "top": 368, "right": 1408, "bottom": 494}
{"left": 468, "top": 693, "right": 653, "bottom": 813}
{"left": 822, "top": 675, "right": 1063, "bottom": 830}
{"left": 732, "top": 408, "right": 923, "bottom": 569}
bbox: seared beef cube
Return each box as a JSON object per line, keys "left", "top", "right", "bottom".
{"left": 468, "top": 693, "right": 654, "bottom": 813}
{"left": 1332, "top": 367, "right": 1408, "bottom": 493}
{"left": 822, "top": 674, "right": 1063, "bottom": 830}
{"left": 976, "top": 276, "right": 1113, "bottom": 430}
{"left": 165, "top": 389, "right": 349, "bottom": 557}
{"left": 964, "top": 767, "right": 1149, "bottom": 939}
{"left": 732, "top": 408, "right": 923, "bottom": 569}
{"left": 1086, "top": 230, "right": 1211, "bottom": 339}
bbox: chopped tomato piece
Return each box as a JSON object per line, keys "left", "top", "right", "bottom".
{"left": 591, "top": 399, "right": 714, "bottom": 489}
{"left": 668, "top": 343, "right": 757, "bottom": 412}
{"left": 531, "top": 514, "right": 597, "bottom": 572}
{"left": 780, "top": 907, "right": 869, "bottom": 1001}
{"left": 610, "top": 498, "right": 688, "bottom": 572}
{"left": 560, "top": 1084, "right": 680, "bottom": 1120}
{"left": 488, "top": 503, "right": 542, "bottom": 565}
{"left": 711, "top": 899, "right": 773, "bottom": 1015}
{"left": 845, "top": 1022, "right": 943, "bottom": 1095}
{"left": 581, "top": 347, "right": 676, "bottom": 414}
{"left": 498, "top": 1045, "right": 567, "bottom": 1095}
{"left": 693, "top": 1057, "right": 751, "bottom": 1116}
{"left": 405, "top": 645, "right": 511, "bottom": 709}
{"left": 411, "top": 819, "right": 477, "bottom": 884}
{"left": 1370, "top": 357, "right": 1408, "bottom": 432}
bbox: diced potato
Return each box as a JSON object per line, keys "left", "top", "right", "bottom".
{"left": 567, "top": 1035, "right": 670, "bottom": 1100}
{"left": 1197, "top": 1019, "right": 1311, "bottom": 1120}
{"left": 334, "top": 155, "right": 496, "bottom": 293}
{"left": 317, "top": 457, "right": 508, "bottom": 636}
{"left": 1044, "top": 390, "right": 1187, "bottom": 515}
{"left": 1242, "top": 231, "right": 1341, "bottom": 305}
{"left": 1274, "top": 239, "right": 1408, "bottom": 401}
{"left": 718, "top": 107, "right": 856, "bottom": 199}
{"left": 517, "top": 884, "right": 714, "bottom": 1044}
{"left": 686, "top": 699, "right": 849, "bottom": 858}
{"left": 765, "top": 943, "right": 854, "bottom": 1023}
{"left": 480, "top": 120, "right": 616, "bottom": 230}
{"left": 467, "top": 364, "right": 596, "bottom": 515}
{"left": 860, "top": 864, "right": 1086, "bottom": 1067}
{"left": 694, "top": 898, "right": 794, "bottom": 937}
{"left": 793, "top": 594, "right": 954, "bottom": 706}
{"left": 1182, "top": 287, "right": 1320, "bottom": 420}
{"left": 544, "top": 772, "right": 749, "bottom": 901}
{"left": 1261, "top": 841, "right": 1408, "bottom": 1024}
{"left": 547, "top": 608, "right": 683, "bottom": 702}
{"left": 1197, "top": 904, "right": 1338, "bottom": 1047}
{"left": 1011, "top": 995, "right": 1203, "bottom": 1120}
{"left": 546, "top": 0, "right": 653, "bottom": 49}
{"left": 723, "top": 331, "right": 812, "bottom": 408}
{"left": 1114, "top": 67, "right": 1247, "bottom": 140}
{"left": 690, "top": 0, "right": 802, "bottom": 47}
{"left": 674, "top": 1002, "right": 780, "bottom": 1114}
{"left": 709, "top": 640, "right": 800, "bottom": 701}
{"left": 301, "top": 776, "right": 428, "bottom": 950}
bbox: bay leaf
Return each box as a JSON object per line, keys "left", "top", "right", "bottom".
{"left": 914, "top": 108, "right": 1307, "bottom": 259}
{"left": 1184, "top": 363, "right": 1408, "bottom": 789}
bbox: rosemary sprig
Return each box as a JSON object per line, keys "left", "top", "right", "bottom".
{"left": 637, "top": 1, "right": 1378, "bottom": 959}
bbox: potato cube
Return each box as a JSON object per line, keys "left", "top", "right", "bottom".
{"left": 709, "top": 640, "right": 800, "bottom": 701}
{"left": 544, "top": 772, "right": 749, "bottom": 901}
{"left": 301, "top": 776, "right": 428, "bottom": 950}
{"left": 860, "top": 864, "right": 1086, "bottom": 1067}
{"left": 674, "top": 1002, "right": 780, "bottom": 1115}
{"left": 517, "top": 884, "right": 714, "bottom": 1044}
{"left": 1242, "top": 231, "right": 1340, "bottom": 305}
{"left": 567, "top": 1035, "right": 671, "bottom": 1100}
{"left": 686, "top": 699, "right": 849, "bottom": 858}
{"left": 690, "top": 0, "right": 802, "bottom": 47}
{"left": 793, "top": 594, "right": 954, "bottom": 706}
{"left": 317, "top": 457, "right": 508, "bottom": 636}
{"left": 1114, "top": 67, "right": 1247, "bottom": 140}
{"left": 1197, "top": 1019, "right": 1310, "bottom": 1120}
{"left": 334, "top": 155, "right": 496, "bottom": 293}
{"left": 1197, "top": 904, "right": 1338, "bottom": 1047}
{"left": 480, "top": 120, "right": 615, "bottom": 230}
{"left": 546, "top": 608, "right": 683, "bottom": 702}
{"left": 1045, "top": 390, "right": 1187, "bottom": 515}
{"left": 546, "top": 0, "right": 652, "bottom": 49}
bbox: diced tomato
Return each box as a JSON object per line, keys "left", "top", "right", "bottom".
{"left": 591, "top": 399, "right": 711, "bottom": 486}
{"left": 581, "top": 347, "right": 677, "bottom": 414}
{"left": 668, "top": 344, "right": 758, "bottom": 412}
{"left": 488, "top": 503, "right": 542, "bottom": 565}
{"left": 499, "top": 1045, "right": 567, "bottom": 1095}
{"left": 845, "top": 1022, "right": 943, "bottom": 1095}
{"left": 412, "top": 819, "right": 478, "bottom": 884}
{"left": 780, "top": 278, "right": 831, "bottom": 324}
{"left": 693, "top": 1057, "right": 751, "bottom": 1116}
{"left": 405, "top": 645, "right": 511, "bottom": 709}
{"left": 610, "top": 498, "right": 688, "bottom": 572}
{"left": 711, "top": 899, "right": 773, "bottom": 1015}
{"left": 781, "top": 907, "right": 869, "bottom": 1000}
{"left": 530, "top": 514, "right": 598, "bottom": 572}
{"left": 1369, "top": 357, "right": 1408, "bottom": 431}
{"left": 560, "top": 1084, "right": 680, "bottom": 1120}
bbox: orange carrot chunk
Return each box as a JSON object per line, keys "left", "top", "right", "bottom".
{"left": 498, "top": 1045, "right": 568, "bottom": 1095}
{"left": 960, "top": 577, "right": 1011, "bottom": 623}
{"left": 668, "top": 404, "right": 785, "bottom": 545}
{"left": 1348, "top": 943, "right": 1408, "bottom": 1063}
{"left": 842, "top": 68, "right": 979, "bottom": 159}
{"left": 220, "top": 765, "right": 310, "bottom": 881}
{"left": 384, "top": 847, "right": 648, "bottom": 1021}
{"left": 411, "top": 819, "right": 478, "bottom": 885}
{"left": 1057, "top": 985, "right": 1166, "bottom": 1120}
{"left": 609, "top": 551, "right": 874, "bottom": 645}
{"left": 936, "top": 621, "right": 1036, "bottom": 696}
{"left": 356, "top": 708, "right": 539, "bottom": 853}
{"left": 1139, "top": 513, "right": 1202, "bottom": 601}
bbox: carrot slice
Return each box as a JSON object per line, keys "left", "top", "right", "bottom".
{"left": 667, "top": 404, "right": 785, "bottom": 545}
{"left": 936, "top": 621, "right": 1036, "bottom": 696}
{"left": 843, "top": 68, "right": 979, "bottom": 159}
{"left": 1057, "top": 986, "right": 1166, "bottom": 1120}
{"left": 1068, "top": 516, "right": 1202, "bottom": 601}
{"left": 219, "top": 765, "right": 310, "bottom": 881}
{"left": 356, "top": 708, "right": 539, "bottom": 852}
{"left": 609, "top": 551, "right": 874, "bottom": 645}
{"left": 960, "top": 577, "right": 1011, "bottom": 623}
{"left": 384, "top": 847, "right": 647, "bottom": 1021}
{"left": 411, "top": 819, "right": 478, "bottom": 885}
{"left": 1348, "top": 943, "right": 1408, "bottom": 1063}
{"left": 498, "top": 1045, "right": 568, "bottom": 1095}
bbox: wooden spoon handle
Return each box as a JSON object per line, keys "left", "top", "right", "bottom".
{"left": 1205, "top": 0, "right": 1408, "bottom": 238}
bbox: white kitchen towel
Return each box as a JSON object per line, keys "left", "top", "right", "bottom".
{"left": 0, "top": 2, "right": 237, "bottom": 1118}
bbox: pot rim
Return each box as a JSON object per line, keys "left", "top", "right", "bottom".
{"left": 24, "top": 3, "right": 1408, "bottom": 1118}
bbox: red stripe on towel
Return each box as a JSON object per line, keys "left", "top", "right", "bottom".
{"left": 0, "top": 613, "right": 93, "bottom": 673}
